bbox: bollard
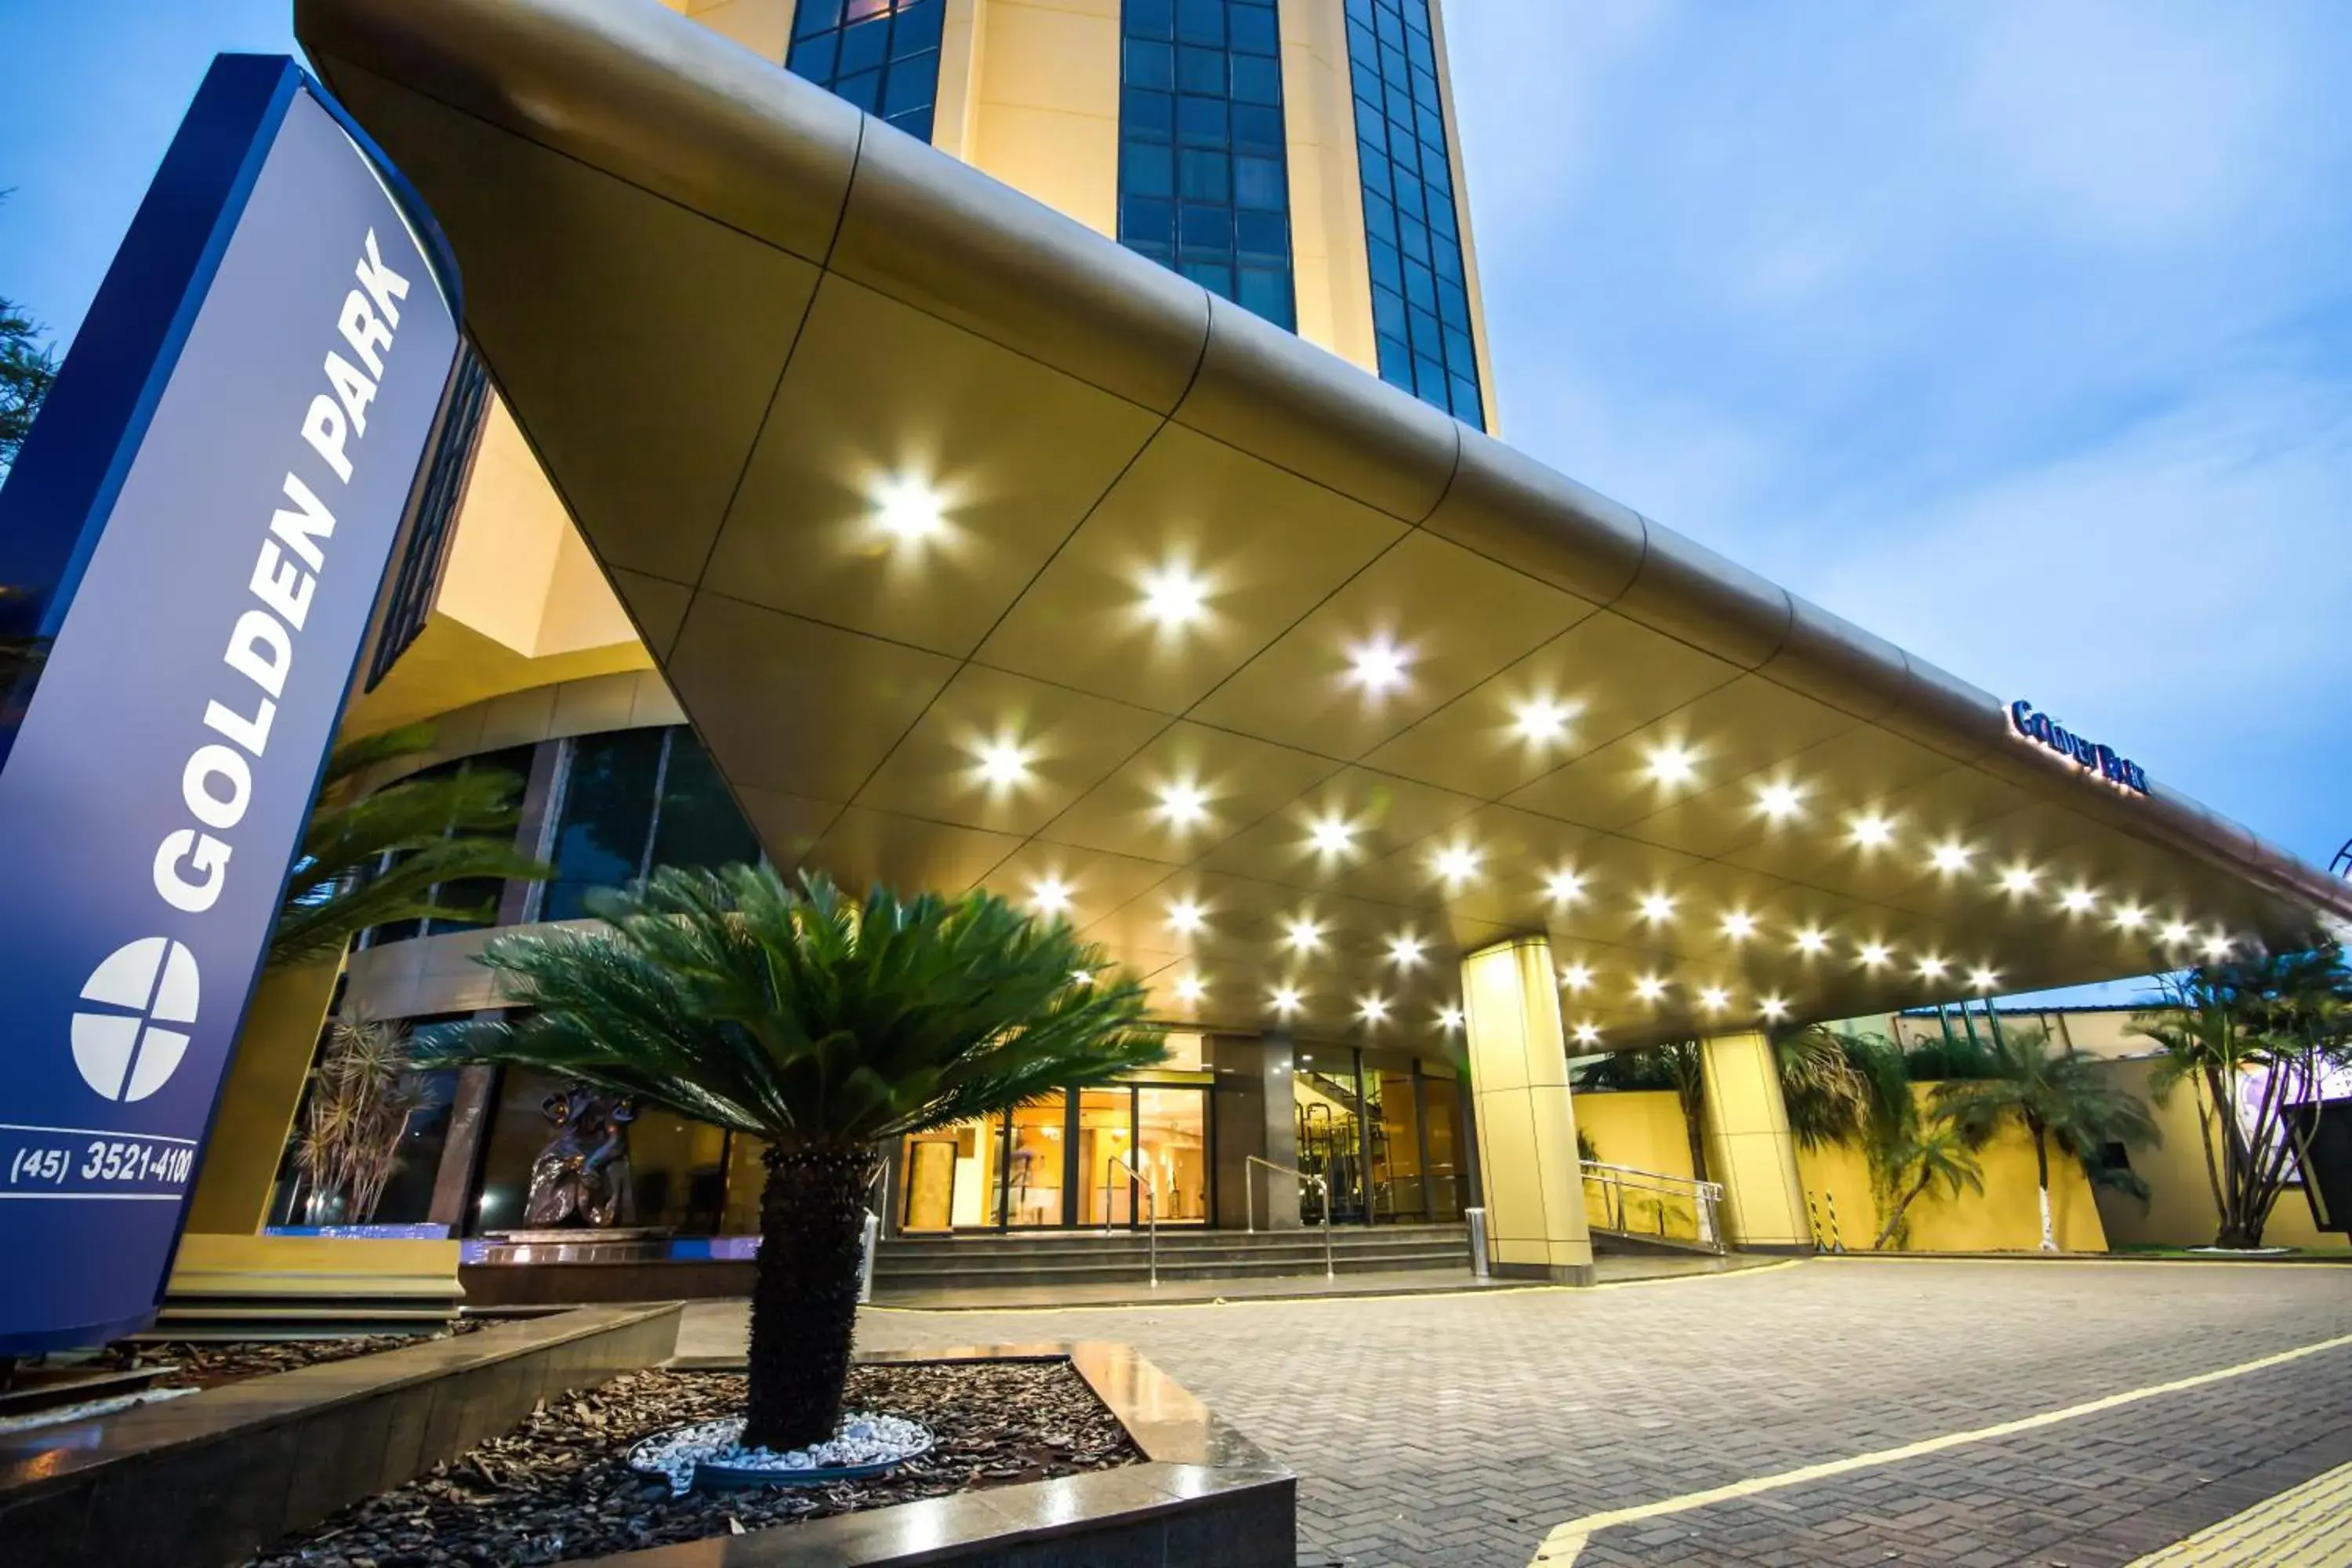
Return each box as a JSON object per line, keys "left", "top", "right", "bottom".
{"left": 856, "top": 1210, "right": 881, "bottom": 1303}
{"left": 1465, "top": 1206, "right": 1490, "bottom": 1278}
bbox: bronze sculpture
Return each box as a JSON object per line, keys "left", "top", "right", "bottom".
{"left": 523, "top": 1087, "right": 637, "bottom": 1227}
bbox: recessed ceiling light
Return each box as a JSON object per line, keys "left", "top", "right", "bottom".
{"left": 1633, "top": 974, "right": 1668, "bottom": 1002}
{"left": 2059, "top": 886, "right": 2097, "bottom": 915}
{"left": 973, "top": 735, "right": 1033, "bottom": 789}
{"left": 2000, "top": 866, "right": 2038, "bottom": 895}
{"left": 1638, "top": 891, "right": 1676, "bottom": 924}
{"left": 1545, "top": 868, "right": 1588, "bottom": 905}
{"left": 1917, "top": 954, "right": 1948, "bottom": 979}
{"left": 1433, "top": 843, "right": 1483, "bottom": 887}
{"left": 1858, "top": 941, "right": 1893, "bottom": 968}
{"left": 1031, "top": 875, "right": 1073, "bottom": 916}
{"left": 1167, "top": 898, "right": 1206, "bottom": 935}
{"left": 1305, "top": 812, "right": 1358, "bottom": 859}
{"left": 1930, "top": 841, "right": 1971, "bottom": 874}
{"left": 1436, "top": 1004, "right": 1464, "bottom": 1033}
{"left": 2113, "top": 904, "right": 2147, "bottom": 931}
{"left": 1559, "top": 962, "right": 1593, "bottom": 993}
{"left": 1156, "top": 779, "right": 1210, "bottom": 829}
{"left": 1387, "top": 932, "right": 1426, "bottom": 968}
{"left": 1756, "top": 781, "right": 1805, "bottom": 821}
{"left": 873, "top": 474, "right": 947, "bottom": 546}
{"left": 1138, "top": 561, "right": 1209, "bottom": 630}
{"left": 1174, "top": 973, "right": 1207, "bottom": 1003}
{"left": 1284, "top": 916, "right": 1326, "bottom": 953}
{"left": 1850, "top": 814, "right": 1894, "bottom": 849}
{"left": 1270, "top": 984, "right": 1303, "bottom": 1015}
{"left": 1573, "top": 1021, "right": 1602, "bottom": 1046}
{"left": 1720, "top": 910, "right": 1758, "bottom": 942}
{"left": 2202, "top": 931, "right": 2233, "bottom": 960}
{"left": 1512, "top": 695, "right": 1577, "bottom": 746}
{"left": 1760, "top": 994, "right": 1789, "bottom": 1020}
{"left": 2161, "top": 920, "right": 2193, "bottom": 944}
{"left": 1357, "top": 993, "right": 1390, "bottom": 1025}
{"left": 1969, "top": 967, "right": 1998, "bottom": 992}
{"left": 1699, "top": 985, "right": 1730, "bottom": 1011}
{"left": 1345, "top": 635, "right": 1412, "bottom": 697}
{"left": 1646, "top": 742, "right": 1698, "bottom": 786}
{"left": 1794, "top": 927, "right": 1829, "bottom": 956}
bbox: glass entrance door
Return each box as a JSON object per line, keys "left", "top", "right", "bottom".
{"left": 1136, "top": 1087, "right": 1208, "bottom": 1225}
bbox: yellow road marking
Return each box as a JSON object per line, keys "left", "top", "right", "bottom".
{"left": 2129, "top": 1458, "right": 2352, "bottom": 1566}
{"left": 1529, "top": 1331, "right": 2352, "bottom": 1566}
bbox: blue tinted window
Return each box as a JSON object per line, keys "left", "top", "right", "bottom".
{"left": 786, "top": 0, "right": 942, "bottom": 145}
{"left": 1118, "top": 0, "right": 1295, "bottom": 332}
{"left": 1344, "top": 0, "right": 1483, "bottom": 428}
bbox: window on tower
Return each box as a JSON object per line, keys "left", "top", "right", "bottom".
{"left": 786, "top": 0, "right": 946, "bottom": 145}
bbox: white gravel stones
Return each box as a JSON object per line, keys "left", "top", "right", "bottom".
{"left": 630, "top": 1412, "right": 934, "bottom": 1494}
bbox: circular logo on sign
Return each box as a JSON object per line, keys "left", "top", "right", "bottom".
{"left": 73, "top": 938, "right": 201, "bottom": 1103}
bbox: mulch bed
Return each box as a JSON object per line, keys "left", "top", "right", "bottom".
{"left": 246, "top": 1361, "right": 1140, "bottom": 1566}
{"left": 136, "top": 1322, "right": 488, "bottom": 1391}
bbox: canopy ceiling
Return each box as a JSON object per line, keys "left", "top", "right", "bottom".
{"left": 296, "top": 0, "right": 2352, "bottom": 1051}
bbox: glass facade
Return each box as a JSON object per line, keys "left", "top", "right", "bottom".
{"left": 367, "top": 347, "right": 490, "bottom": 691}
{"left": 541, "top": 726, "right": 764, "bottom": 923}
{"left": 1294, "top": 1044, "right": 1468, "bottom": 1225}
{"left": 360, "top": 746, "right": 535, "bottom": 946}
{"left": 1116, "top": 0, "right": 1297, "bottom": 329}
{"left": 786, "top": 0, "right": 946, "bottom": 143}
{"left": 898, "top": 1080, "right": 1211, "bottom": 1232}
{"left": 1344, "top": 0, "right": 1485, "bottom": 428}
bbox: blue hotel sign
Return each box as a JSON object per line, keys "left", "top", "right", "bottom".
{"left": 0, "top": 58, "right": 458, "bottom": 1352}
{"left": 2009, "top": 700, "right": 2148, "bottom": 796}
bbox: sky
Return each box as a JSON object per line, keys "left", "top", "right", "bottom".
{"left": 3, "top": 2, "right": 2349, "bottom": 1004}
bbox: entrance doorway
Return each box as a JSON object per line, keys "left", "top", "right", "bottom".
{"left": 1294, "top": 1047, "right": 1468, "bottom": 1225}
{"left": 896, "top": 1081, "right": 1208, "bottom": 1231}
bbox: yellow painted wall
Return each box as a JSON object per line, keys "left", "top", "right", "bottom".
{"left": 1795, "top": 1083, "right": 2109, "bottom": 1253}
{"left": 1279, "top": 0, "right": 1376, "bottom": 372}
{"left": 965, "top": 0, "right": 1120, "bottom": 237}
{"left": 1574, "top": 1091, "right": 1693, "bottom": 1181}
{"left": 666, "top": 0, "right": 795, "bottom": 60}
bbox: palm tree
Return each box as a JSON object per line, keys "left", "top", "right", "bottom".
{"left": 1775, "top": 1025, "right": 1873, "bottom": 1149}
{"left": 432, "top": 865, "right": 1165, "bottom": 1453}
{"left": 1575, "top": 1041, "right": 1709, "bottom": 1179}
{"left": 270, "top": 723, "right": 548, "bottom": 967}
{"left": 1930, "top": 1027, "right": 2158, "bottom": 1251}
{"left": 1869, "top": 1117, "right": 1984, "bottom": 1249}
{"left": 290, "top": 1015, "right": 426, "bottom": 1225}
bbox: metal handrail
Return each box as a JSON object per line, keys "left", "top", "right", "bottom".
{"left": 857, "top": 1160, "right": 887, "bottom": 1303}
{"left": 1579, "top": 1159, "right": 1726, "bottom": 1252}
{"left": 1245, "top": 1156, "right": 1334, "bottom": 1279}
{"left": 1102, "top": 1153, "right": 1156, "bottom": 1287}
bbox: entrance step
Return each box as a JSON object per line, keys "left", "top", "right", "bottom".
{"left": 871, "top": 1223, "right": 1473, "bottom": 1298}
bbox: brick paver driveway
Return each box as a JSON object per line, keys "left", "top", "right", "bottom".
{"left": 804, "top": 1258, "right": 2352, "bottom": 1566}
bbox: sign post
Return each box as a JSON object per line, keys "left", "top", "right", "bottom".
{"left": 0, "top": 56, "right": 459, "bottom": 1352}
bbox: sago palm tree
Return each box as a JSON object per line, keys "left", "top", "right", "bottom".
{"left": 1930, "top": 1027, "right": 2157, "bottom": 1251}
{"left": 270, "top": 723, "right": 548, "bottom": 967}
{"left": 433, "top": 865, "right": 1165, "bottom": 1453}
{"left": 1869, "top": 1117, "right": 1984, "bottom": 1249}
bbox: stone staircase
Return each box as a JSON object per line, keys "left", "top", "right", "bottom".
{"left": 871, "top": 1222, "right": 1474, "bottom": 1298}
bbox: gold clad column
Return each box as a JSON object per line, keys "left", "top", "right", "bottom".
{"left": 1459, "top": 937, "right": 1595, "bottom": 1284}
{"left": 1697, "top": 1030, "right": 1811, "bottom": 1249}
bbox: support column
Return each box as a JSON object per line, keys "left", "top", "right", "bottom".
{"left": 1459, "top": 937, "right": 1594, "bottom": 1284}
{"left": 183, "top": 956, "right": 343, "bottom": 1235}
{"left": 1698, "top": 1029, "right": 1811, "bottom": 1250}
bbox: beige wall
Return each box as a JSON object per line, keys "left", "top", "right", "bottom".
{"left": 1279, "top": 0, "right": 1376, "bottom": 371}
{"left": 666, "top": 0, "right": 795, "bottom": 60}
{"left": 963, "top": 0, "right": 1121, "bottom": 237}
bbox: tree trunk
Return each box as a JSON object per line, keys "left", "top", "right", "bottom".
{"left": 744, "top": 1145, "right": 880, "bottom": 1454}
{"left": 1873, "top": 1172, "right": 1932, "bottom": 1250}
{"left": 2030, "top": 1118, "right": 2056, "bottom": 1252}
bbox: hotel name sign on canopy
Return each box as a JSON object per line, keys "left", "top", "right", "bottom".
{"left": 2010, "top": 700, "right": 2148, "bottom": 796}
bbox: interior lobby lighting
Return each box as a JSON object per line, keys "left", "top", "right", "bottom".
{"left": 1345, "top": 634, "right": 1412, "bottom": 697}
{"left": 1638, "top": 891, "right": 1676, "bottom": 924}
{"left": 1138, "top": 561, "right": 1209, "bottom": 630}
{"left": 1755, "top": 781, "right": 1805, "bottom": 821}
{"left": 1174, "top": 973, "right": 1207, "bottom": 1004}
{"left": 1573, "top": 1022, "right": 1603, "bottom": 1047}
{"left": 1633, "top": 974, "right": 1668, "bottom": 1003}
{"left": 1858, "top": 942, "right": 1892, "bottom": 968}
{"left": 1512, "top": 695, "right": 1577, "bottom": 747}
{"left": 1999, "top": 866, "right": 2038, "bottom": 896}
{"left": 1305, "top": 812, "right": 1358, "bottom": 858}
{"left": 1720, "top": 910, "right": 1757, "bottom": 942}
{"left": 1760, "top": 994, "right": 1790, "bottom": 1021}
{"left": 1357, "top": 993, "right": 1390, "bottom": 1025}
{"left": 1646, "top": 742, "right": 1698, "bottom": 787}
{"left": 1167, "top": 898, "right": 1206, "bottom": 935}
{"left": 1386, "top": 932, "right": 1426, "bottom": 968}
{"left": 1155, "top": 779, "right": 1210, "bottom": 829}
{"left": 1929, "top": 840, "right": 1972, "bottom": 874}
{"left": 1698, "top": 985, "right": 1730, "bottom": 1011}
{"left": 1030, "top": 875, "right": 1073, "bottom": 916}
{"left": 1544, "top": 868, "right": 1588, "bottom": 905}
{"left": 1849, "top": 814, "right": 1894, "bottom": 849}
{"left": 1969, "top": 967, "right": 1999, "bottom": 992}
{"left": 972, "top": 735, "right": 1033, "bottom": 789}
{"left": 1283, "top": 916, "right": 1325, "bottom": 953}
{"left": 2059, "top": 886, "right": 2097, "bottom": 915}
{"left": 1270, "top": 984, "right": 1303, "bottom": 1016}
{"left": 1437, "top": 1004, "right": 1464, "bottom": 1033}
{"left": 872, "top": 474, "right": 947, "bottom": 546}
{"left": 1795, "top": 927, "right": 1829, "bottom": 956}
{"left": 1559, "top": 962, "right": 1594, "bottom": 993}
{"left": 1433, "top": 843, "right": 1483, "bottom": 887}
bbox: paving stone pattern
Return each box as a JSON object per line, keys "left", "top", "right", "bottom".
{"left": 765, "top": 1259, "right": 2352, "bottom": 1566}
